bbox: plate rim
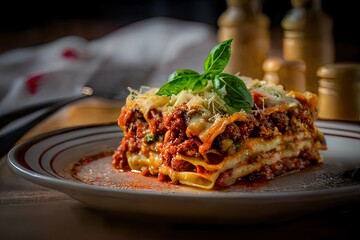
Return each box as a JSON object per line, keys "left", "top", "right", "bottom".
{"left": 6, "top": 121, "right": 360, "bottom": 200}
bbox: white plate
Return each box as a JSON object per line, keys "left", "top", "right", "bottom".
{"left": 7, "top": 121, "right": 360, "bottom": 224}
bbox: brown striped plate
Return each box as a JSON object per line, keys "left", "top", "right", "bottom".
{"left": 6, "top": 121, "right": 360, "bottom": 224}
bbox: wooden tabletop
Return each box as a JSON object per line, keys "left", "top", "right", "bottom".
{"left": 0, "top": 97, "right": 359, "bottom": 240}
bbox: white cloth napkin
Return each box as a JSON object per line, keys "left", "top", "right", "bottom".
{"left": 0, "top": 17, "right": 217, "bottom": 115}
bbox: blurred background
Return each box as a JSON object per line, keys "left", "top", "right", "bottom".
{"left": 0, "top": 0, "right": 358, "bottom": 61}
{"left": 0, "top": 0, "right": 359, "bottom": 124}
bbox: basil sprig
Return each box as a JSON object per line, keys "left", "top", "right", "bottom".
{"left": 156, "top": 39, "right": 254, "bottom": 114}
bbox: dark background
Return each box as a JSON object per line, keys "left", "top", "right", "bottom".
{"left": 0, "top": 0, "right": 358, "bottom": 61}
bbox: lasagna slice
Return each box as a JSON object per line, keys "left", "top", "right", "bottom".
{"left": 112, "top": 78, "right": 327, "bottom": 189}
{"left": 112, "top": 39, "right": 327, "bottom": 189}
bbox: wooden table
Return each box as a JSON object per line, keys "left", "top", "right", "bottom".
{"left": 0, "top": 97, "right": 359, "bottom": 240}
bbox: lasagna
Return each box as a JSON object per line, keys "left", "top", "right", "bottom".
{"left": 112, "top": 39, "right": 327, "bottom": 189}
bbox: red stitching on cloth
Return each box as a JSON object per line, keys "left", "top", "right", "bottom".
{"left": 61, "top": 48, "right": 79, "bottom": 60}
{"left": 25, "top": 73, "right": 43, "bottom": 94}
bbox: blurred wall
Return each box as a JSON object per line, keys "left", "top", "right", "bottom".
{"left": 0, "top": 0, "right": 358, "bottom": 61}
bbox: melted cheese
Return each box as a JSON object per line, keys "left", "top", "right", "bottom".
{"left": 126, "top": 88, "right": 169, "bottom": 121}
{"left": 187, "top": 112, "right": 248, "bottom": 153}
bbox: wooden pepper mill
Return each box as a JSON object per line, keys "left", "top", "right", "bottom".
{"left": 281, "top": 0, "right": 334, "bottom": 94}
{"left": 218, "top": 0, "right": 270, "bottom": 79}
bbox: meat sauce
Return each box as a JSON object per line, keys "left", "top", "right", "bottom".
{"left": 112, "top": 103, "right": 320, "bottom": 187}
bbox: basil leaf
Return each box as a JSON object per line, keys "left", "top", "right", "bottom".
{"left": 191, "top": 75, "right": 209, "bottom": 91}
{"left": 167, "top": 69, "right": 199, "bottom": 82}
{"left": 225, "top": 99, "right": 252, "bottom": 115}
{"left": 212, "top": 73, "right": 254, "bottom": 113}
{"left": 156, "top": 69, "right": 202, "bottom": 96}
{"left": 204, "top": 39, "right": 233, "bottom": 78}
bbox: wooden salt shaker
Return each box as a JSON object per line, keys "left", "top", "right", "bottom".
{"left": 317, "top": 63, "right": 360, "bottom": 121}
